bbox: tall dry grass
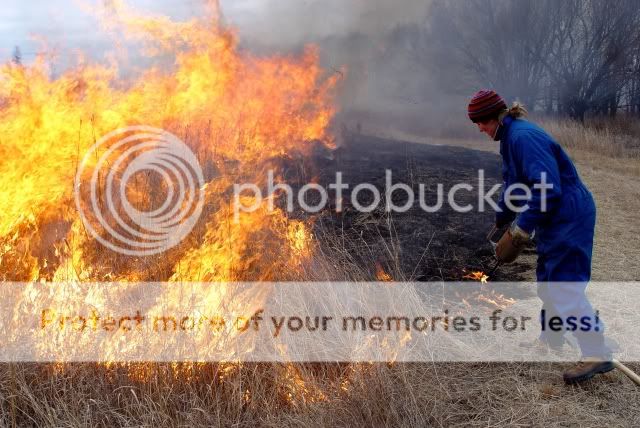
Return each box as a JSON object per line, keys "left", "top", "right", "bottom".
{"left": 1, "top": 222, "right": 638, "bottom": 427}
{"left": 539, "top": 117, "right": 640, "bottom": 159}
{"left": 536, "top": 117, "right": 640, "bottom": 178}
{"left": 1, "top": 360, "right": 638, "bottom": 427}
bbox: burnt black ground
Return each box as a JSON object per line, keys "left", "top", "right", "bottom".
{"left": 296, "top": 133, "right": 536, "bottom": 281}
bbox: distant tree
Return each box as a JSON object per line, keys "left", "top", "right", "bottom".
{"left": 625, "top": 27, "right": 640, "bottom": 115}
{"left": 632, "top": 52, "right": 640, "bottom": 115}
{"left": 426, "top": 0, "right": 640, "bottom": 120}
{"left": 538, "top": 0, "right": 640, "bottom": 120}
{"left": 427, "top": 0, "right": 556, "bottom": 109}
{"left": 12, "top": 46, "right": 22, "bottom": 65}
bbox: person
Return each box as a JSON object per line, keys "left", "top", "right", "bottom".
{"left": 467, "top": 89, "right": 613, "bottom": 384}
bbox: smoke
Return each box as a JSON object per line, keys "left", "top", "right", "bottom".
{"left": 221, "top": 0, "right": 429, "bottom": 47}
{"left": 219, "top": 1, "right": 448, "bottom": 136}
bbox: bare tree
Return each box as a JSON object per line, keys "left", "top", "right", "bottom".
{"left": 426, "top": 0, "right": 640, "bottom": 120}
{"left": 538, "top": 0, "right": 640, "bottom": 120}
{"left": 632, "top": 51, "right": 640, "bottom": 115}
{"left": 427, "top": 0, "right": 556, "bottom": 107}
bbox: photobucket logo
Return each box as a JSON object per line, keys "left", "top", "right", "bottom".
{"left": 75, "top": 126, "right": 204, "bottom": 256}
{"left": 234, "top": 169, "right": 552, "bottom": 221}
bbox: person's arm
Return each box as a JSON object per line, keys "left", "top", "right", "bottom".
{"left": 496, "top": 185, "right": 517, "bottom": 228}
{"left": 512, "top": 131, "right": 563, "bottom": 234}
{"left": 495, "top": 152, "right": 522, "bottom": 228}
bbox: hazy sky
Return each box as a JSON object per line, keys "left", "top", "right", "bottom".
{"left": 0, "top": 0, "right": 428, "bottom": 62}
{"left": 0, "top": 0, "right": 209, "bottom": 61}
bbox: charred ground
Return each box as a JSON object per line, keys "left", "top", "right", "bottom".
{"left": 290, "top": 133, "right": 535, "bottom": 282}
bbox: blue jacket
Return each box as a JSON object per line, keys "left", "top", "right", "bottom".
{"left": 496, "top": 115, "right": 596, "bottom": 281}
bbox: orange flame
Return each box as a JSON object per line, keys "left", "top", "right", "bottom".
{"left": 0, "top": 2, "right": 344, "bottom": 399}
{"left": 463, "top": 270, "right": 489, "bottom": 283}
{"left": 375, "top": 262, "right": 393, "bottom": 282}
{"left": 0, "top": 2, "right": 339, "bottom": 282}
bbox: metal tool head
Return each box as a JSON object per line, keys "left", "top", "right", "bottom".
{"left": 486, "top": 225, "right": 500, "bottom": 254}
{"left": 487, "top": 260, "right": 502, "bottom": 277}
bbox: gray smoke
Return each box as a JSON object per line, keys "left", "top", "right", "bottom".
{"left": 221, "top": 1, "right": 450, "bottom": 137}
{"left": 221, "top": 0, "right": 429, "bottom": 47}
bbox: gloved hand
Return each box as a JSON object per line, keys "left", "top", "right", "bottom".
{"left": 495, "top": 223, "right": 531, "bottom": 263}
{"left": 509, "top": 224, "right": 531, "bottom": 247}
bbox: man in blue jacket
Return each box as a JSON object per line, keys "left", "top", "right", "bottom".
{"left": 468, "top": 90, "right": 613, "bottom": 384}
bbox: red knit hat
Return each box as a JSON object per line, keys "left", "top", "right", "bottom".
{"left": 468, "top": 90, "right": 507, "bottom": 123}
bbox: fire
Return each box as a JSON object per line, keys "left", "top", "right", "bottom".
{"left": 375, "top": 262, "right": 393, "bottom": 282}
{"left": 281, "top": 364, "right": 327, "bottom": 405}
{"left": 0, "top": 1, "right": 338, "bottom": 282}
{"left": 463, "top": 270, "right": 489, "bottom": 283}
{"left": 169, "top": 196, "right": 314, "bottom": 281}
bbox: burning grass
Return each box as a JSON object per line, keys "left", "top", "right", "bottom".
{"left": 1, "top": 137, "right": 638, "bottom": 425}
{"left": 0, "top": 0, "right": 337, "bottom": 282}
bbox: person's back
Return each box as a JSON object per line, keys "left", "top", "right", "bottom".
{"left": 498, "top": 115, "right": 595, "bottom": 255}
{"left": 504, "top": 118, "right": 584, "bottom": 192}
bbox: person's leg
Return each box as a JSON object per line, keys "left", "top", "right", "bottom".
{"left": 536, "top": 260, "right": 566, "bottom": 349}
{"left": 543, "top": 279, "right": 607, "bottom": 358}
{"left": 541, "top": 191, "right": 614, "bottom": 383}
{"left": 543, "top": 201, "right": 609, "bottom": 359}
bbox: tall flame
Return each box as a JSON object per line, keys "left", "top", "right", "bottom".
{"left": 0, "top": 1, "right": 339, "bottom": 281}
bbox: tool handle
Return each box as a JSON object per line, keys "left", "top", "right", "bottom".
{"left": 486, "top": 225, "right": 498, "bottom": 241}
{"left": 613, "top": 360, "right": 640, "bottom": 386}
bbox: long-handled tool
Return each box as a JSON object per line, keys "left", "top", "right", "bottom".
{"left": 486, "top": 225, "right": 498, "bottom": 244}
{"left": 486, "top": 225, "right": 503, "bottom": 277}
{"left": 487, "top": 259, "right": 502, "bottom": 278}
{"left": 613, "top": 360, "right": 640, "bottom": 386}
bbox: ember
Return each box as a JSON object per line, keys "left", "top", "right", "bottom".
{"left": 463, "top": 270, "right": 489, "bottom": 283}
{"left": 375, "top": 262, "right": 393, "bottom": 282}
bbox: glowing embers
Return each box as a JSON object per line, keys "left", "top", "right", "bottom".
{"left": 375, "top": 261, "right": 393, "bottom": 282}
{"left": 463, "top": 270, "right": 489, "bottom": 283}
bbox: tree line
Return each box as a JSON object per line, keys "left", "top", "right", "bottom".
{"left": 425, "top": 0, "right": 640, "bottom": 121}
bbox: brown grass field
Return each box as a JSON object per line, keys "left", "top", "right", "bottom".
{"left": 1, "top": 117, "right": 639, "bottom": 427}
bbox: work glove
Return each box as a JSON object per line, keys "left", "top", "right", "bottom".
{"left": 495, "top": 223, "right": 531, "bottom": 263}
{"left": 509, "top": 224, "right": 531, "bottom": 247}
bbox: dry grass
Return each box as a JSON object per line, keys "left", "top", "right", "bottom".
{"left": 574, "top": 161, "right": 640, "bottom": 281}
{"left": 540, "top": 117, "right": 640, "bottom": 159}
{"left": 539, "top": 118, "right": 640, "bottom": 176}
{"left": 1, "top": 361, "right": 638, "bottom": 427}
{"left": 1, "top": 117, "right": 639, "bottom": 427}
